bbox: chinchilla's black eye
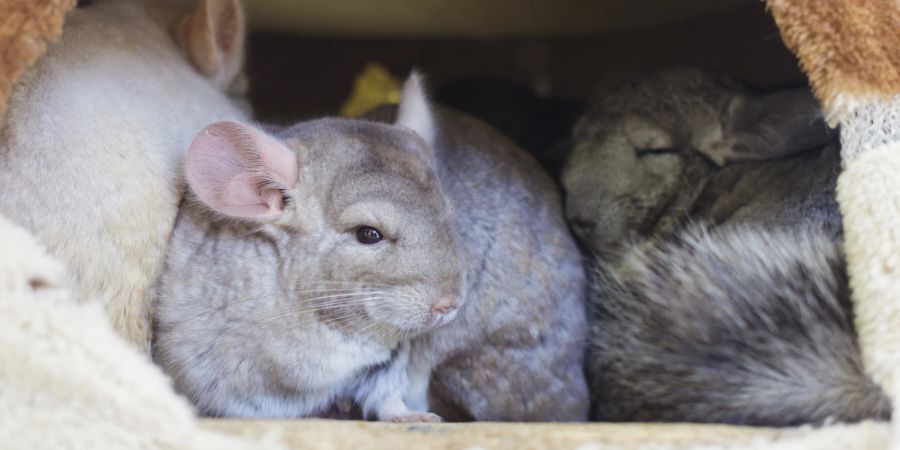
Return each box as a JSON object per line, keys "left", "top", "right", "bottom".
{"left": 356, "top": 226, "right": 383, "bottom": 244}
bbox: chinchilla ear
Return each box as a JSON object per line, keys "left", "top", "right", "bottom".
{"left": 177, "top": 0, "right": 246, "bottom": 90}
{"left": 725, "top": 90, "right": 836, "bottom": 155}
{"left": 722, "top": 94, "right": 761, "bottom": 132}
{"left": 756, "top": 89, "right": 836, "bottom": 153}
{"left": 395, "top": 71, "right": 436, "bottom": 148}
{"left": 185, "top": 121, "right": 298, "bottom": 221}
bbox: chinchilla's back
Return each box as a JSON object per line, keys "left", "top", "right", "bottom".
{"left": 589, "top": 225, "right": 891, "bottom": 425}
{"left": 424, "top": 108, "right": 590, "bottom": 421}
{"left": 360, "top": 105, "right": 589, "bottom": 421}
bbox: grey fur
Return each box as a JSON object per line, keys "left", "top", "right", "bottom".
{"left": 562, "top": 68, "right": 841, "bottom": 258}
{"left": 154, "top": 88, "right": 588, "bottom": 421}
{"left": 154, "top": 118, "right": 461, "bottom": 421}
{"left": 590, "top": 226, "right": 891, "bottom": 425}
{"left": 388, "top": 108, "right": 589, "bottom": 422}
{"left": 563, "top": 68, "right": 887, "bottom": 425}
{"left": 713, "top": 89, "right": 836, "bottom": 165}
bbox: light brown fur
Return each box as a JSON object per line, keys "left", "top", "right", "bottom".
{"left": 0, "top": 0, "right": 74, "bottom": 120}
{"left": 768, "top": 0, "right": 900, "bottom": 116}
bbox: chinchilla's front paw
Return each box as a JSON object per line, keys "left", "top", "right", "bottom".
{"left": 384, "top": 412, "right": 444, "bottom": 423}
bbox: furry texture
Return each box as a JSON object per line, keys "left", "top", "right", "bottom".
{"left": 767, "top": 0, "right": 900, "bottom": 123}
{"left": 0, "top": 0, "right": 247, "bottom": 349}
{"left": 154, "top": 114, "right": 462, "bottom": 421}
{"left": 0, "top": 214, "right": 282, "bottom": 450}
{"left": 561, "top": 68, "right": 893, "bottom": 425}
{"left": 0, "top": 0, "right": 899, "bottom": 446}
{"left": 154, "top": 89, "right": 588, "bottom": 423}
{"left": 767, "top": 0, "right": 900, "bottom": 443}
{"left": 590, "top": 225, "right": 890, "bottom": 425}
{"left": 388, "top": 106, "right": 589, "bottom": 422}
{"left": 837, "top": 144, "right": 900, "bottom": 440}
{"left": 0, "top": 0, "right": 74, "bottom": 121}
{"left": 0, "top": 206, "right": 892, "bottom": 449}
{"left": 714, "top": 89, "right": 835, "bottom": 165}
{"left": 562, "top": 68, "right": 840, "bottom": 259}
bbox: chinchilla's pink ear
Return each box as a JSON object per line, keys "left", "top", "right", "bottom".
{"left": 177, "top": 0, "right": 245, "bottom": 89}
{"left": 395, "top": 71, "right": 436, "bottom": 148}
{"left": 185, "top": 121, "right": 298, "bottom": 220}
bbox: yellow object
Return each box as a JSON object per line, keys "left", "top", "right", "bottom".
{"left": 339, "top": 63, "right": 402, "bottom": 118}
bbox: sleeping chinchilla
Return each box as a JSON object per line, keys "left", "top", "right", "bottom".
{"left": 562, "top": 67, "right": 890, "bottom": 425}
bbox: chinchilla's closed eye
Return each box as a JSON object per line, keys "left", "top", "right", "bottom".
{"left": 636, "top": 147, "right": 679, "bottom": 156}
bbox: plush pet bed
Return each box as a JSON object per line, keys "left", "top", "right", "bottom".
{"left": 0, "top": 1, "right": 896, "bottom": 448}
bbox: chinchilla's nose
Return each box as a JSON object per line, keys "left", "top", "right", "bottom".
{"left": 569, "top": 216, "right": 597, "bottom": 238}
{"left": 565, "top": 197, "right": 597, "bottom": 237}
{"left": 431, "top": 295, "right": 459, "bottom": 314}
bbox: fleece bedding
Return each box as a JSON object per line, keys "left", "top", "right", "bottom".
{"left": 1, "top": 0, "right": 899, "bottom": 448}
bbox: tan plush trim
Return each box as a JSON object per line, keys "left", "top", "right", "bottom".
{"left": 201, "top": 419, "right": 890, "bottom": 449}
{"left": 0, "top": 0, "right": 75, "bottom": 121}
{"left": 767, "top": 0, "right": 900, "bottom": 122}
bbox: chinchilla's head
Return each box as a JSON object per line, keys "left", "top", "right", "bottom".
{"left": 183, "top": 73, "right": 465, "bottom": 341}
{"left": 561, "top": 68, "right": 741, "bottom": 257}
{"left": 123, "top": 0, "right": 249, "bottom": 93}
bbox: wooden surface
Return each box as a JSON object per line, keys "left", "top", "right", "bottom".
{"left": 199, "top": 419, "right": 890, "bottom": 449}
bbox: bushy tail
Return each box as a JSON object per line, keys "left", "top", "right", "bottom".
{"left": 588, "top": 225, "right": 891, "bottom": 426}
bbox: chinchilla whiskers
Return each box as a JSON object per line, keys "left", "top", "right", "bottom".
{"left": 300, "top": 291, "right": 394, "bottom": 303}
{"left": 301, "top": 303, "right": 412, "bottom": 332}
{"left": 263, "top": 300, "right": 386, "bottom": 329}
{"left": 216, "top": 312, "right": 374, "bottom": 348}
{"left": 377, "top": 324, "right": 410, "bottom": 343}
{"left": 288, "top": 314, "right": 370, "bottom": 331}
{"left": 262, "top": 287, "right": 429, "bottom": 320}
{"left": 289, "top": 287, "right": 387, "bottom": 294}
{"left": 354, "top": 320, "right": 399, "bottom": 340}
{"left": 257, "top": 294, "right": 390, "bottom": 322}
{"left": 292, "top": 280, "right": 399, "bottom": 288}
{"left": 382, "top": 327, "right": 405, "bottom": 343}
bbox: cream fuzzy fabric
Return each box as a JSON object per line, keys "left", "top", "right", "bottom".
{"left": 838, "top": 130, "right": 900, "bottom": 450}
{"left": 0, "top": 214, "right": 282, "bottom": 450}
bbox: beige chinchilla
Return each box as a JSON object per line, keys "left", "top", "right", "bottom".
{"left": 0, "top": 0, "right": 249, "bottom": 349}
{"left": 153, "top": 74, "right": 589, "bottom": 422}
